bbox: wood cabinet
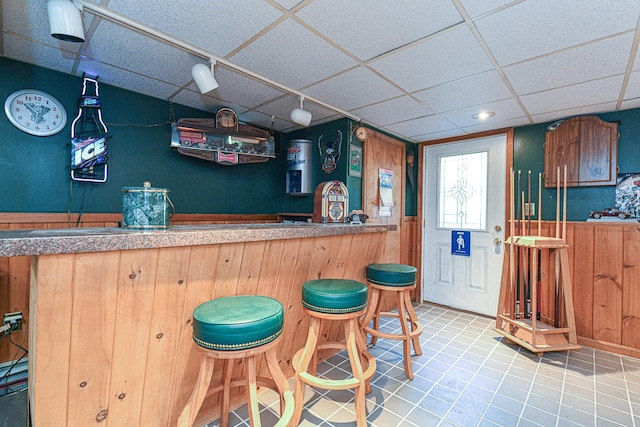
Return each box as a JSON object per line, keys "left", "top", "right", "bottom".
{"left": 544, "top": 115, "right": 618, "bottom": 187}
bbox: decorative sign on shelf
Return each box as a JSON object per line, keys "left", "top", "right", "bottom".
{"left": 170, "top": 110, "right": 275, "bottom": 166}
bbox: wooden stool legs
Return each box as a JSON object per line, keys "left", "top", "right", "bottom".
{"left": 177, "top": 337, "right": 292, "bottom": 427}
{"left": 292, "top": 309, "right": 375, "bottom": 427}
{"left": 361, "top": 284, "right": 423, "bottom": 379}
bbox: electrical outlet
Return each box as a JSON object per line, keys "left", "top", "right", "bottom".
{"left": 4, "top": 311, "right": 23, "bottom": 332}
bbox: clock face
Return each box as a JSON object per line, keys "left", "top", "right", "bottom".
{"left": 355, "top": 126, "right": 367, "bottom": 141}
{"left": 4, "top": 89, "right": 67, "bottom": 136}
{"left": 216, "top": 107, "right": 238, "bottom": 129}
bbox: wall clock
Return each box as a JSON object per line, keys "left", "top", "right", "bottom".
{"left": 4, "top": 89, "right": 67, "bottom": 136}
{"left": 355, "top": 125, "right": 368, "bottom": 142}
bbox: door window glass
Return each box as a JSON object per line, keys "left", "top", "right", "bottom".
{"left": 438, "top": 151, "right": 487, "bottom": 230}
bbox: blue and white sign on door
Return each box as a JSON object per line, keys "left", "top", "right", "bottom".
{"left": 451, "top": 230, "right": 470, "bottom": 256}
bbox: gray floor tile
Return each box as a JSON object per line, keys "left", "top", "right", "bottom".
{"left": 209, "top": 303, "right": 639, "bottom": 427}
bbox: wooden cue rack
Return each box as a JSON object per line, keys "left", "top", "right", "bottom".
{"left": 494, "top": 166, "right": 580, "bottom": 357}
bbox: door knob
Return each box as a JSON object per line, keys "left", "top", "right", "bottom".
{"left": 494, "top": 238, "right": 502, "bottom": 245}
{"left": 494, "top": 225, "right": 502, "bottom": 232}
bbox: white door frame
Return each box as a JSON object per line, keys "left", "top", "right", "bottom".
{"left": 416, "top": 130, "right": 513, "bottom": 308}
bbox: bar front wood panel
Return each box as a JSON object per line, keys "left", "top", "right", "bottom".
{"left": 0, "top": 213, "right": 278, "bottom": 364}
{"left": 29, "top": 231, "right": 387, "bottom": 427}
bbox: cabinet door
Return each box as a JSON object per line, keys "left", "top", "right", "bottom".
{"left": 578, "top": 116, "right": 618, "bottom": 186}
{"left": 544, "top": 117, "right": 580, "bottom": 187}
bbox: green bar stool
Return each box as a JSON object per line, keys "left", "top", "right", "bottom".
{"left": 361, "top": 263, "right": 423, "bottom": 379}
{"left": 177, "top": 295, "right": 293, "bottom": 427}
{"left": 292, "top": 279, "right": 376, "bottom": 427}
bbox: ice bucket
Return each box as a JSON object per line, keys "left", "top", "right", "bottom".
{"left": 121, "top": 181, "right": 174, "bottom": 229}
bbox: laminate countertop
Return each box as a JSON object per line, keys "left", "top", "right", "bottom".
{"left": 0, "top": 222, "right": 396, "bottom": 257}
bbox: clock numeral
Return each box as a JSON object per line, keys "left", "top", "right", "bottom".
{"left": 16, "top": 100, "right": 24, "bottom": 105}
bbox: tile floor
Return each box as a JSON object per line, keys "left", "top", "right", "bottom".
{"left": 207, "top": 303, "right": 640, "bottom": 427}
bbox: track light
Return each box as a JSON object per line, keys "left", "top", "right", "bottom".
{"left": 47, "top": 0, "right": 85, "bottom": 43}
{"left": 290, "top": 96, "right": 312, "bottom": 127}
{"left": 191, "top": 60, "right": 218, "bottom": 94}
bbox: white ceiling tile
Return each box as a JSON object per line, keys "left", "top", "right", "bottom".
{"left": 86, "top": 20, "right": 202, "bottom": 86}
{"left": 370, "top": 25, "right": 494, "bottom": 92}
{"left": 413, "top": 70, "right": 512, "bottom": 113}
{"left": 457, "top": 0, "right": 518, "bottom": 19}
{"left": 212, "top": 67, "right": 287, "bottom": 108}
{"left": 2, "top": 34, "right": 78, "bottom": 75}
{"left": 504, "top": 33, "right": 635, "bottom": 96}
{"left": 272, "top": 0, "right": 305, "bottom": 11}
{"left": 4, "top": 0, "right": 640, "bottom": 139}
{"left": 476, "top": 0, "right": 640, "bottom": 66}
{"left": 296, "top": 0, "right": 462, "bottom": 61}
{"left": 441, "top": 98, "right": 525, "bottom": 128}
{"left": 385, "top": 114, "right": 457, "bottom": 138}
{"left": 106, "top": 0, "right": 283, "bottom": 57}
{"left": 170, "top": 89, "right": 229, "bottom": 114}
{"left": 521, "top": 76, "right": 624, "bottom": 116}
{"left": 230, "top": 18, "right": 358, "bottom": 89}
{"left": 351, "top": 96, "right": 435, "bottom": 126}
{"left": 620, "top": 99, "right": 640, "bottom": 111}
{"left": 414, "top": 128, "right": 467, "bottom": 142}
{"left": 462, "top": 116, "right": 531, "bottom": 134}
{"left": 531, "top": 102, "right": 617, "bottom": 124}
{"left": 75, "top": 58, "right": 181, "bottom": 103}
{"left": 304, "top": 66, "right": 403, "bottom": 110}
{"left": 623, "top": 71, "right": 640, "bottom": 100}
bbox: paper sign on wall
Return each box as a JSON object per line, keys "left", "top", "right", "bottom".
{"left": 379, "top": 168, "right": 394, "bottom": 217}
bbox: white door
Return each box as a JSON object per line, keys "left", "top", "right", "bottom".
{"left": 422, "top": 135, "right": 506, "bottom": 316}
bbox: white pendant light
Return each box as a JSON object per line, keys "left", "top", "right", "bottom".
{"left": 47, "top": 0, "right": 85, "bottom": 43}
{"left": 290, "top": 96, "right": 312, "bottom": 127}
{"left": 191, "top": 60, "right": 218, "bottom": 94}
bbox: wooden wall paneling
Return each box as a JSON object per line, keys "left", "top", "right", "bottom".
{"left": 362, "top": 131, "right": 405, "bottom": 264}
{"left": 592, "top": 227, "right": 624, "bottom": 344}
{"left": 572, "top": 224, "right": 595, "bottom": 338}
{"left": 309, "top": 236, "right": 341, "bottom": 349}
{"left": 281, "top": 238, "right": 316, "bottom": 374}
{"left": 622, "top": 227, "right": 640, "bottom": 349}
{"left": 140, "top": 246, "right": 192, "bottom": 426}
{"left": 272, "top": 238, "right": 302, "bottom": 375}
{"left": 106, "top": 249, "right": 160, "bottom": 427}
{"left": 236, "top": 241, "right": 267, "bottom": 298}
{"left": 212, "top": 242, "right": 245, "bottom": 300}
{"left": 65, "top": 251, "right": 120, "bottom": 426}
{"left": 170, "top": 245, "right": 221, "bottom": 423}
{"left": 29, "top": 254, "right": 75, "bottom": 427}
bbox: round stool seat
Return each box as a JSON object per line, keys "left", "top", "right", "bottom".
{"left": 193, "top": 295, "right": 284, "bottom": 351}
{"left": 366, "top": 263, "right": 417, "bottom": 287}
{"left": 302, "top": 279, "right": 368, "bottom": 314}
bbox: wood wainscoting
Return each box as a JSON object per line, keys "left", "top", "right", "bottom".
{"left": 0, "top": 213, "right": 278, "bottom": 364}
{"left": 533, "top": 221, "right": 640, "bottom": 359}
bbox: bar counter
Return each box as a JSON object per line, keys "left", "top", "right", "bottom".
{"left": 10, "top": 223, "right": 394, "bottom": 426}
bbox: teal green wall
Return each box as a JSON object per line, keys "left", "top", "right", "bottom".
{"left": 0, "top": 58, "right": 418, "bottom": 216}
{"left": 514, "top": 109, "right": 640, "bottom": 221}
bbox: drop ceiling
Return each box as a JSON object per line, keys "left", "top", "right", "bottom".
{"left": 2, "top": 0, "right": 640, "bottom": 142}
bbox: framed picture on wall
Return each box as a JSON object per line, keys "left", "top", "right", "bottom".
{"left": 615, "top": 173, "right": 640, "bottom": 218}
{"left": 349, "top": 144, "right": 362, "bottom": 178}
